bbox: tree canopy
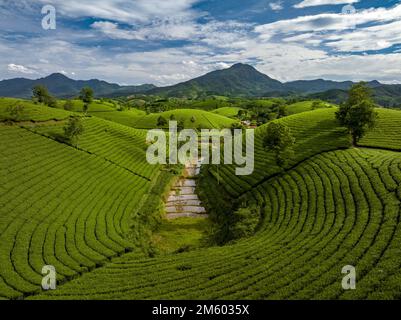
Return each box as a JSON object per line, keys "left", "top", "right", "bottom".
{"left": 336, "top": 82, "right": 378, "bottom": 145}
{"left": 263, "top": 122, "right": 295, "bottom": 168}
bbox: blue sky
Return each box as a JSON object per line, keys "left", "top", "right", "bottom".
{"left": 1, "top": 0, "right": 401, "bottom": 85}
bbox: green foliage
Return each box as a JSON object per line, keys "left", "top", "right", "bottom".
{"left": 263, "top": 122, "right": 295, "bottom": 167}
{"left": 79, "top": 87, "right": 94, "bottom": 104}
{"left": 6, "top": 104, "right": 24, "bottom": 120}
{"left": 336, "top": 82, "right": 378, "bottom": 145}
{"left": 32, "top": 85, "right": 50, "bottom": 104}
{"left": 63, "top": 117, "right": 84, "bottom": 144}
{"left": 227, "top": 205, "right": 260, "bottom": 241}
{"left": 32, "top": 85, "right": 57, "bottom": 108}
{"left": 63, "top": 100, "right": 74, "bottom": 111}
{"left": 277, "top": 105, "right": 288, "bottom": 118}
{"left": 157, "top": 115, "right": 168, "bottom": 127}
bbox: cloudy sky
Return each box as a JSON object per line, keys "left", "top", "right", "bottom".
{"left": 1, "top": 0, "right": 401, "bottom": 85}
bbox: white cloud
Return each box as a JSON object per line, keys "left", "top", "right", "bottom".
{"left": 269, "top": 1, "right": 283, "bottom": 11}
{"left": 325, "top": 20, "right": 401, "bottom": 52}
{"left": 35, "top": 0, "right": 200, "bottom": 24}
{"left": 7, "top": 63, "right": 36, "bottom": 74}
{"left": 294, "top": 0, "right": 359, "bottom": 9}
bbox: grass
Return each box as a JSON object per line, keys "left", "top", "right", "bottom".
{"left": 286, "top": 100, "right": 334, "bottom": 115}
{"left": 151, "top": 217, "right": 210, "bottom": 254}
{"left": 211, "top": 107, "right": 243, "bottom": 118}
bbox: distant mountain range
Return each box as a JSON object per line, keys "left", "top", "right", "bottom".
{"left": 1, "top": 63, "right": 401, "bottom": 107}
{"left": 0, "top": 73, "right": 156, "bottom": 99}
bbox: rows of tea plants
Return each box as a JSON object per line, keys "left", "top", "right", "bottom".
{"left": 359, "top": 108, "right": 401, "bottom": 150}
{"left": 0, "top": 98, "right": 72, "bottom": 122}
{"left": 33, "top": 148, "right": 401, "bottom": 299}
{"left": 206, "top": 108, "right": 351, "bottom": 198}
{"left": 30, "top": 117, "right": 156, "bottom": 180}
{"left": 0, "top": 124, "right": 159, "bottom": 299}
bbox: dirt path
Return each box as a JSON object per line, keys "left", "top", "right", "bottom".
{"left": 165, "top": 158, "right": 208, "bottom": 219}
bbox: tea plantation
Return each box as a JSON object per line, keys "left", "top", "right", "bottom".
{"left": 1, "top": 99, "right": 401, "bottom": 300}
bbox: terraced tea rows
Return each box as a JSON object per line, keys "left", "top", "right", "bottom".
{"left": 0, "top": 124, "right": 160, "bottom": 299}
{"left": 29, "top": 117, "right": 156, "bottom": 180}
{"left": 0, "top": 98, "right": 72, "bottom": 122}
{"left": 205, "top": 108, "right": 350, "bottom": 199}
{"left": 32, "top": 148, "right": 401, "bottom": 300}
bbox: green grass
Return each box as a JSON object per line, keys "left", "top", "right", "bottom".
{"left": 129, "top": 109, "right": 237, "bottom": 129}
{"left": 211, "top": 107, "right": 243, "bottom": 118}
{"left": 286, "top": 100, "right": 334, "bottom": 115}
{"left": 152, "top": 217, "right": 210, "bottom": 254}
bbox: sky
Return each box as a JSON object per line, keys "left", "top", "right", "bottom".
{"left": 1, "top": 0, "right": 401, "bottom": 85}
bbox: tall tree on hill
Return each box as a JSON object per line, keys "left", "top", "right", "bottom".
{"left": 263, "top": 122, "right": 295, "bottom": 168}
{"left": 64, "top": 117, "right": 84, "bottom": 146}
{"left": 32, "top": 85, "right": 56, "bottom": 107}
{"left": 32, "top": 85, "right": 50, "bottom": 104}
{"left": 336, "top": 82, "right": 378, "bottom": 146}
{"left": 79, "top": 87, "right": 94, "bottom": 115}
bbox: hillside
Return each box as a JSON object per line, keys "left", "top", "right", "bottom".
{"left": 32, "top": 148, "right": 401, "bottom": 300}
{"left": 0, "top": 74, "right": 156, "bottom": 99}
{"left": 126, "top": 109, "right": 237, "bottom": 129}
{"left": 1, "top": 98, "right": 401, "bottom": 300}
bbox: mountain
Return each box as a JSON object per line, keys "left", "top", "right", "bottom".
{"left": 0, "top": 73, "right": 156, "bottom": 99}
{"left": 307, "top": 84, "right": 401, "bottom": 107}
{"left": 285, "top": 79, "right": 382, "bottom": 94}
{"left": 147, "top": 63, "right": 285, "bottom": 98}
{"left": 1, "top": 65, "right": 400, "bottom": 107}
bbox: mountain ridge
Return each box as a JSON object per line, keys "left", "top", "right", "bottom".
{"left": 1, "top": 64, "right": 401, "bottom": 107}
{"left": 0, "top": 73, "right": 156, "bottom": 99}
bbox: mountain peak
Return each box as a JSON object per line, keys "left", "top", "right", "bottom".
{"left": 229, "top": 63, "right": 256, "bottom": 70}
{"left": 44, "top": 73, "right": 72, "bottom": 81}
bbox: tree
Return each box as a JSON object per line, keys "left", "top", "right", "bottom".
{"left": 32, "top": 85, "right": 57, "bottom": 107}
{"left": 46, "top": 96, "right": 58, "bottom": 108}
{"left": 227, "top": 205, "right": 260, "bottom": 241}
{"left": 64, "top": 117, "right": 84, "bottom": 145}
{"left": 169, "top": 114, "right": 176, "bottom": 121}
{"left": 157, "top": 115, "right": 167, "bottom": 127}
{"left": 79, "top": 87, "right": 94, "bottom": 114}
{"left": 263, "top": 122, "right": 295, "bottom": 168}
{"left": 63, "top": 100, "right": 74, "bottom": 111}
{"left": 312, "top": 100, "right": 324, "bottom": 110}
{"left": 336, "top": 82, "right": 378, "bottom": 146}
{"left": 79, "top": 87, "right": 94, "bottom": 104}
{"left": 190, "top": 116, "right": 196, "bottom": 123}
{"left": 32, "top": 85, "right": 50, "bottom": 104}
{"left": 277, "top": 105, "right": 288, "bottom": 118}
